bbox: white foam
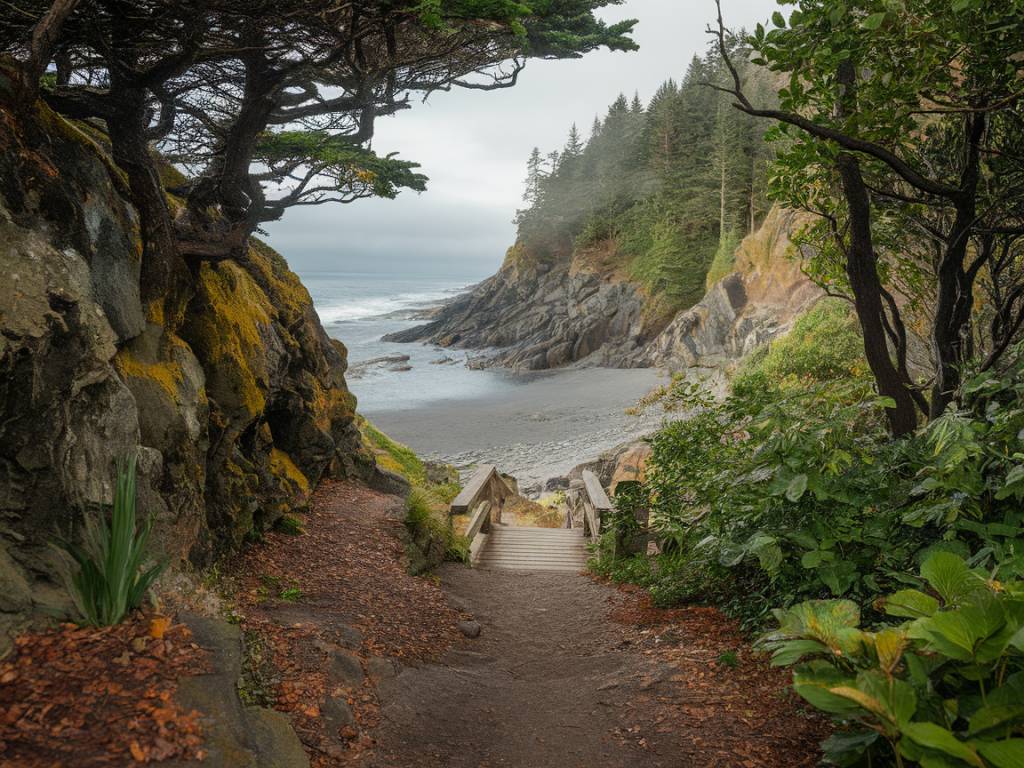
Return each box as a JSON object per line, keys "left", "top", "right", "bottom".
{"left": 316, "top": 288, "right": 453, "bottom": 324}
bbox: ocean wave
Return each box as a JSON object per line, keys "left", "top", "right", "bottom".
{"left": 317, "top": 288, "right": 454, "bottom": 324}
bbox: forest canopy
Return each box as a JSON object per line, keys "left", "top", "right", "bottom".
{"left": 514, "top": 37, "right": 776, "bottom": 310}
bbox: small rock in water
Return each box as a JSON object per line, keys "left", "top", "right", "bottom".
{"left": 458, "top": 620, "right": 482, "bottom": 639}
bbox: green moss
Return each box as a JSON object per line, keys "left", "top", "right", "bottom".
{"left": 186, "top": 261, "right": 273, "bottom": 418}
{"left": 269, "top": 448, "right": 310, "bottom": 495}
{"left": 358, "top": 416, "right": 428, "bottom": 485}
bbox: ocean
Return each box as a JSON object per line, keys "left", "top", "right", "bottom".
{"left": 299, "top": 269, "right": 666, "bottom": 492}
{"left": 299, "top": 270, "right": 520, "bottom": 413}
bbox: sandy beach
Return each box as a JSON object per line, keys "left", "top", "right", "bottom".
{"left": 360, "top": 367, "right": 668, "bottom": 493}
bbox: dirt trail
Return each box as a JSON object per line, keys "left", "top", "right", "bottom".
{"left": 368, "top": 566, "right": 825, "bottom": 768}
{"left": 229, "top": 481, "right": 824, "bottom": 767}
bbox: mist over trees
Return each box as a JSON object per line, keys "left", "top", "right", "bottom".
{"left": 515, "top": 38, "right": 776, "bottom": 309}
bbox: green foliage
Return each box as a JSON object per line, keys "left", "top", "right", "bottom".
{"left": 274, "top": 515, "right": 305, "bottom": 536}
{"left": 53, "top": 456, "right": 166, "bottom": 627}
{"left": 717, "top": 651, "right": 739, "bottom": 669}
{"left": 731, "top": 299, "right": 867, "bottom": 400}
{"left": 516, "top": 39, "right": 776, "bottom": 305}
{"left": 278, "top": 586, "right": 303, "bottom": 602}
{"left": 405, "top": 487, "right": 470, "bottom": 566}
{"left": 621, "top": 316, "right": 1024, "bottom": 630}
{"left": 360, "top": 417, "right": 429, "bottom": 486}
{"left": 760, "top": 552, "right": 1024, "bottom": 767}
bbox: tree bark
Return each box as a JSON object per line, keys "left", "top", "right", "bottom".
{"left": 929, "top": 112, "right": 987, "bottom": 418}
{"left": 107, "top": 91, "right": 185, "bottom": 303}
{"left": 18, "top": 0, "right": 80, "bottom": 103}
{"left": 837, "top": 152, "right": 920, "bottom": 436}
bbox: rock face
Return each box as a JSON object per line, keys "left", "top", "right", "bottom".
{"left": 642, "top": 208, "right": 823, "bottom": 371}
{"left": 384, "top": 241, "right": 668, "bottom": 370}
{"left": 0, "top": 84, "right": 369, "bottom": 645}
{"left": 389, "top": 208, "right": 821, "bottom": 375}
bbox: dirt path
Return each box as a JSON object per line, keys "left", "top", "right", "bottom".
{"left": 229, "top": 481, "right": 825, "bottom": 768}
{"left": 369, "top": 566, "right": 826, "bottom": 768}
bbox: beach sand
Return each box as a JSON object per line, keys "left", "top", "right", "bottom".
{"left": 361, "top": 367, "right": 668, "bottom": 494}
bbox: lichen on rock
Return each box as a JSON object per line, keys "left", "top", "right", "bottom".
{"left": 0, "top": 80, "right": 369, "bottom": 645}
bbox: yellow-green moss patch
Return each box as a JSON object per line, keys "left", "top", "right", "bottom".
{"left": 270, "top": 448, "right": 310, "bottom": 495}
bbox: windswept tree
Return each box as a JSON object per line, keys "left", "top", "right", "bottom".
{"left": 713, "top": 0, "right": 1024, "bottom": 435}
{"left": 1, "top": 0, "right": 637, "bottom": 298}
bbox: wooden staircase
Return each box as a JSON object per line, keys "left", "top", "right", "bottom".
{"left": 451, "top": 464, "right": 611, "bottom": 575}
{"left": 476, "top": 525, "right": 588, "bottom": 573}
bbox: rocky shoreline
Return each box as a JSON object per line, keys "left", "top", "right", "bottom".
{"left": 385, "top": 208, "right": 822, "bottom": 378}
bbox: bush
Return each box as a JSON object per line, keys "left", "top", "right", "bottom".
{"left": 731, "top": 298, "right": 866, "bottom": 401}
{"left": 53, "top": 455, "right": 166, "bottom": 627}
{"left": 760, "top": 552, "right": 1024, "bottom": 767}
{"left": 620, "top": 314, "right": 1024, "bottom": 630}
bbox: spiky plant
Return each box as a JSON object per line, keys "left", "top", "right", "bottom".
{"left": 54, "top": 455, "right": 166, "bottom": 626}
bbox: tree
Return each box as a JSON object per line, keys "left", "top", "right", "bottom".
{"left": 522, "top": 146, "right": 545, "bottom": 208}
{"left": 1, "top": 0, "right": 639, "bottom": 291}
{"left": 714, "top": 0, "right": 1024, "bottom": 435}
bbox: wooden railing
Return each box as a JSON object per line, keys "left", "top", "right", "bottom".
{"left": 564, "top": 470, "right": 613, "bottom": 539}
{"left": 450, "top": 464, "right": 515, "bottom": 563}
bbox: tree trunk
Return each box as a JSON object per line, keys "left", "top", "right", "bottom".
{"left": 929, "top": 112, "right": 987, "bottom": 419}
{"left": 108, "top": 91, "right": 185, "bottom": 303}
{"left": 18, "top": 0, "right": 80, "bottom": 103}
{"left": 837, "top": 152, "right": 919, "bottom": 437}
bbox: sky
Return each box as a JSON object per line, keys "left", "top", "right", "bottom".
{"left": 263, "top": 0, "right": 779, "bottom": 279}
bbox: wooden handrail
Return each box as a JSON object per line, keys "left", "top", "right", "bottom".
{"left": 566, "top": 470, "right": 613, "bottom": 539}
{"left": 451, "top": 465, "right": 516, "bottom": 564}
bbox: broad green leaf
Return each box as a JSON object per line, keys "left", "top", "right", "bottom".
{"left": 975, "top": 739, "right": 1024, "bottom": 768}
{"left": 861, "top": 12, "right": 887, "bottom": 30}
{"left": 770, "top": 638, "right": 828, "bottom": 666}
{"left": 920, "top": 551, "right": 983, "bottom": 605}
{"left": 786, "top": 473, "right": 809, "bottom": 502}
{"left": 772, "top": 10, "right": 786, "bottom": 27}
{"left": 967, "top": 704, "right": 1024, "bottom": 736}
{"left": 819, "top": 560, "right": 858, "bottom": 596}
{"left": 901, "top": 722, "right": 983, "bottom": 766}
{"left": 873, "top": 628, "right": 908, "bottom": 675}
{"left": 792, "top": 667, "right": 864, "bottom": 717}
{"left": 883, "top": 589, "right": 940, "bottom": 618}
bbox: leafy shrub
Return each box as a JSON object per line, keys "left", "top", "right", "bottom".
{"left": 760, "top": 552, "right": 1024, "bottom": 767}
{"left": 625, "top": 319, "right": 1023, "bottom": 629}
{"left": 731, "top": 298, "right": 866, "bottom": 401}
{"left": 53, "top": 455, "right": 165, "bottom": 627}
{"left": 405, "top": 487, "right": 470, "bottom": 566}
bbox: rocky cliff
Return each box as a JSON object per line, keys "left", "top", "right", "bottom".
{"left": 390, "top": 207, "right": 821, "bottom": 374}
{"left": 0, "top": 84, "right": 370, "bottom": 646}
{"left": 384, "top": 239, "right": 672, "bottom": 369}
{"left": 640, "top": 207, "right": 823, "bottom": 371}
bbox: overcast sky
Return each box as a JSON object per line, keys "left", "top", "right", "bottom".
{"left": 264, "top": 0, "right": 778, "bottom": 279}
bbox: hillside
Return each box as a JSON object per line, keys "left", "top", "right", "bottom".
{"left": 387, "top": 43, "right": 796, "bottom": 371}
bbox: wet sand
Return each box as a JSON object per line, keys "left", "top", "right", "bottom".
{"left": 360, "top": 367, "right": 667, "bottom": 493}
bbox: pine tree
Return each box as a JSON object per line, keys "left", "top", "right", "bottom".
{"left": 523, "top": 146, "right": 544, "bottom": 207}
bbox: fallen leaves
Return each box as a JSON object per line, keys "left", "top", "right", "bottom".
{"left": 225, "top": 480, "right": 463, "bottom": 767}
{"left": 0, "top": 614, "right": 209, "bottom": 767}
{"left": 606, "top": 587, "right": 830, "bottom": 767}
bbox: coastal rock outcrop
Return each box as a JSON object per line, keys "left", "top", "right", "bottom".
{"left": 641, "top": 208, "right": 822, "bottom": 371}
{"left": 0, "top": 83, "right": 369, "bottom": 646}
{"left": 384, "top": 241, "right": 669, "bottom": 369}
{"left": 389, "top": 208, "right": 821, "bottom": 375}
